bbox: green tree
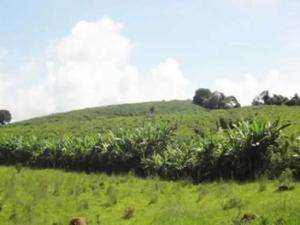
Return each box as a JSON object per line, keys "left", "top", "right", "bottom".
{"left": 204, "top": 91, "right": 226, "bottom": 109}
{"left": 223, "top": 96, "right": 241, "bottom": 109}
{"left": 269, "top": 94, "right": 289, "bottom": 105}
{"left": 252, "top": 90, "right": 270, "bottom": 105}
{"left": 286, "top": 94, "right": 300, "bottom": 106}
{"left": 193, "top": 88, "right": 211, "bottom": 106}
{"left": 0, "top": 109, "right": 12, "bottom": 125}
{"left": 193, "top": 88, "right": 240, "bottom": 109}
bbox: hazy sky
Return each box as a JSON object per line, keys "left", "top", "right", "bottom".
{"left": 0, "top": 0, "right": 299, "bottom": 120}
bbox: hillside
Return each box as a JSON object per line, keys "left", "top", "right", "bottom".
{"left": 1, "top": 100, "right": 300, "bottom": 138}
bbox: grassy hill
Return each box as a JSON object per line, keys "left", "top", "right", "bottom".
{"left": 1, "top": 100, "right": 300, "bottom": 138}
{"left": 0, "top": 101, "right": 300, "bottom": 224}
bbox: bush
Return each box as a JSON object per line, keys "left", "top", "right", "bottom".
{"left": 0, "top": 118, "right": 295, "bottom": 182}
{"left": 220, "top": 118, "right": 290, "bottom": 180}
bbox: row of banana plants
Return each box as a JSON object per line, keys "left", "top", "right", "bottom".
{"left": 0, "top": 119, "right": 299, "bottom": 181}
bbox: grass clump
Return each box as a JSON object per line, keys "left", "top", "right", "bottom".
{"left": 257, "top": 174, "right": 268, "bottom": 192}
{"left": 221, "top": 197, "right": 243, "bottom": 211}
{"left": 122, "top": 206, "right": 135, "bottom": 219}
{"left": 276, "top": 169, "right": 295, "bottom": 192}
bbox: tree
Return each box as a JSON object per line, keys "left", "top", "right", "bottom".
{"left": 193, "top": 88, "right": 240, "bottom": 109}
{"left": 0, "top": 109, "right": 12, "bottom": 125}
{"left": 204, "top": 91, "right": 226, "bottom": 109}
{"left": 269, "top": 94, "right": 289, "bottom": 105}
{"left": 286, "top": 94, "right": 300, "bottom": 106}
{"left": 252, "top": 90, "right": 270, "bottom": 105}
{"left": 252, "top": 91, "right": 299, "bottom": 106}
{"left": 193, "top": 88, "right": 211, "bottom": 106}
{"left": 149, "top": 106, "right": 155, "bottom": 115}
{"left": 223, "top": 96, "right": 241, "bottom": 109}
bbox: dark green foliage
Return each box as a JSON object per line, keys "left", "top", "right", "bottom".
{"left": 286, "top": 94, "right": 300, "bottom": 106}
{"left": 223, "top": 96, "right": 241, "bottom": 109}
{"left": 221, "top": 119, "right": 291, "bottom": 180}
{"left": 0, "top": 109, "right": 12, "bottom": 125}
{"left": 270, "top": 94, "right": 289, "bottom": 105}
{"left": 193, "top": 88, "right": 240, "bottom": 109}
{"left": 193, "top": 88, "right": 212, "bottom": 106}
{"left": 0, "top": 100, "right": 299, "bottom": 182}
{"left": 149, "top": 106, "right": 155, "bottom": 115}
{"left": 252, "top": 90, "right": 271, "bottom": 106}
{"left": 253, "top": 91, "right": 300, "bottom": 106}
{"left": 0, "top": 117, "right": 296, "bottom": 181}
{"left": 205, "top": 91, "right": 226, "bottom": 109}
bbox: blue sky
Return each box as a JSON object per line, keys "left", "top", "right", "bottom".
{"left": 0, "top": 0, "right": 299, "bottom": 120}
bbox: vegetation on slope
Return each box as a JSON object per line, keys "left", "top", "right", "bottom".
{"left": 1, "top": 101, "right": 300, "bottom": 138}
{"left": 0, "top": 117, "right": 299, "bottom": 181}
{"left": 0, "top": 101, "right": 299, "bottom": 181}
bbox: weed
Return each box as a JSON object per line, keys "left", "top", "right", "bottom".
{"left": 148, "top": 192, "right": 159, "bottom": 205}
{"left": 275, "top": 217, "right": 287, "bottom": 225}
{"left": 277, "top": 169, "right": 295, "bottom": 191}
{"left": 259, "top": 216, "right": 269, "bottom": 225}
{"left": 106, "top": 185, "right": 117, "bottom": 205}
{"left": 196, "top": 185, "right": 208, "bottom": 203}
{"left": 257, "top": 174, "right": 268, "bottom": 192}
{"left": 222, "top": 197, "right": 243, "bottom": 211}
{"left": 122, "top": 206, "right": 135, "bottom": 219}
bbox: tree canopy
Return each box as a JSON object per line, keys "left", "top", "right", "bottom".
{"left": 252, "top": 91, "right": 300, "bottom": 106}
{"left": 193, "top": 88, "right": 240, "bottom": 109}
{"left": 0, "top": 110, "right": 12, "bottom": 125}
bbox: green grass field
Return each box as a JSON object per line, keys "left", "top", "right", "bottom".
{"left": 0, "top": 166, "right": 299, "bottom": 225}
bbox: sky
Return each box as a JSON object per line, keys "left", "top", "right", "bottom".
{"left": 0, "top": 0, "right": 299, "bottom": 121}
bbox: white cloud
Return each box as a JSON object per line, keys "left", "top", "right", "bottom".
{"left": 1, "top": 16, "right": 298, "bottom": 121}
{"left": 0, "top": 17, "right": 191, "bottom": 121}
{"left": 213, "top": 69, "right": 300, "bottom": 105}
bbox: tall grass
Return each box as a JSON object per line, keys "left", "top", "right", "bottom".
{"left": 0, "top": 166, "right": 299, "bottom": 225}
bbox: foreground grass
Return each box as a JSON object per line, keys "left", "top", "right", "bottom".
{"left": 0, "top": 167, "right": 299, "bottom": 225}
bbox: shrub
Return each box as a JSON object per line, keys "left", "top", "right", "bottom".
{"left": 0, "top": 118, "right": 294, "bottom": 182}
{"left": 222, "top": 118, "right": 290, "bottom": 180}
